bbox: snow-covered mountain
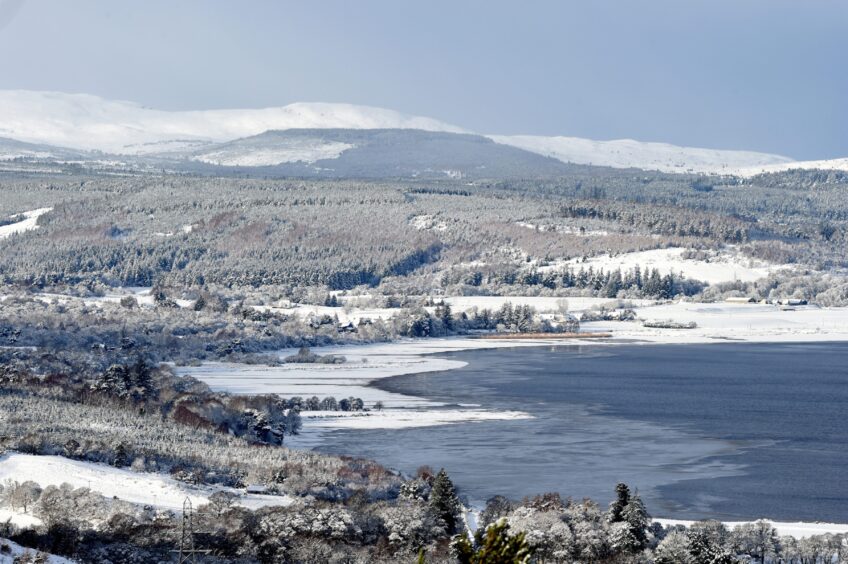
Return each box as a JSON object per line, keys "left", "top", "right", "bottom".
{"left": 0, "top": 89, "right": 844, "bottom": 176}
{"left": 488, "top": 134, "right": 795, "bottom": 175}
{"left": 0, "top": 90, "right": 465, "bottom": 155}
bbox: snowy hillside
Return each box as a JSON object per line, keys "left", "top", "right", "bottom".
{"left": 0, "top": 90, "right": 464, "bottom": 155}
{"left": 731, "top": 157, "right": 848, "bottom": 177}
{"left": 0, "top": 538, "right": 76, "bottom": 563}
{"left": 0, "top": 208, "right": 52, "bottom": 240}
{"left": 554, "top": 246, "right": 787, "bottom": 284}
{"left": 488, "top": 134, "right": 795, "bottom": 174}
{"left": 184, "top": 129, "right": 572, "bottom": 177}
{"left": 192, "top": 138, "right": 355, "bottom": 166}
{"left": 0, "top": 453, "right": 293, "bottom": 513}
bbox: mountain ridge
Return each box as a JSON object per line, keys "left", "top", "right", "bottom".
{"left": 0, "top": 89, "right": 844, "bottom": 176}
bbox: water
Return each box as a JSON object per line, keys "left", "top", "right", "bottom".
{"left": 312, "top": 342, "right": 848, "bottom": 522}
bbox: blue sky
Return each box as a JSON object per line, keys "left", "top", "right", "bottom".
{"left": 0, "top": 0, "right": 846, "bottom": 159}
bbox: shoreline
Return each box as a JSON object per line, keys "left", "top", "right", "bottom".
{"left": 182, "top": 299, "right": 848, "bottom": 437}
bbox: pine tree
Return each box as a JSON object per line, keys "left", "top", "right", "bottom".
{"left": 603, "top": 269, "right": 623, "bottom": 298}
{"left": 113, "top": 443, "right": 129, "bottom": 467}
{"left": 661, "top": 273, "right": 676, "bottom": 299}
{"left": 621, "top": 493, "right": 650, "bottom": 549}
{"left": 430, "top": 468, "right": 462, "bottom": 534}
{"left": 607, "top": 482, "right": 630, "bottom": 523}
{"left": 633, "top": 265, "right": 643, "bottom": 289}
{"left": 440, "top": 302, "right": 454, "bottom": 331}
{"left": 129, "top": 357, "right": 153, "bottom": 401}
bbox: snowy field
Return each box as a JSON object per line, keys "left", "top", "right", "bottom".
{"left": 582, "top": 301, "right": 848, "bottom": 344}
{"left": 441, "top": 295, "right": 654, "bottom": 313}
{"left": 0, "top": 508, "right": 41, "bottom": 529}
{"left": 554, "top": 246, "right": 788, "bottom": 285}
{"left": 0, "top": 208, "right": 52, "bottom": 240}
{"left": 0, "top": 453, "right": 293, "bottom": 527}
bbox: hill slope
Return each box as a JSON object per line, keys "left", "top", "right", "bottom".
{"left": 181, "top": 128, "right": 574, "bottom": 178}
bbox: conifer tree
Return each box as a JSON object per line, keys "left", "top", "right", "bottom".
{"left": 112, "top": 443, "right": 129, "bottom": 467}
{"left": 430, "top": 468, "right": 462, "bottom": 533}
{"left": 607, "top": 482, "right": 630, "bottom": 523}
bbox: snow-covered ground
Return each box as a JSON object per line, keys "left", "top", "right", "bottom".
{"left": 0, "top": 453, "right": 293, "bottom": 518}
{"left": 489, "top": 134, "right": 794, "bottom": 175}
{"left": 0, "top": 537, "right": 76, "bottom": 563}
{"left": 0, "top": 208, "right": 52, "bottom": 240}
{"left": 555, "top": 246, "right": 788, "bottom": 285}
{"left": 583, "top": 301, "right": 848, "bottom": 344}
{"left": 16, "top": 286, "right": 196, "bottom": 309}
{"left": 0, "top": 509, "right": 42, "bottom": 529}
{"left": 654, "top": 518, "right": 848, "bottom": 539}
{"left": 441, "top": 296, "right": 654, "bottom": 313}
